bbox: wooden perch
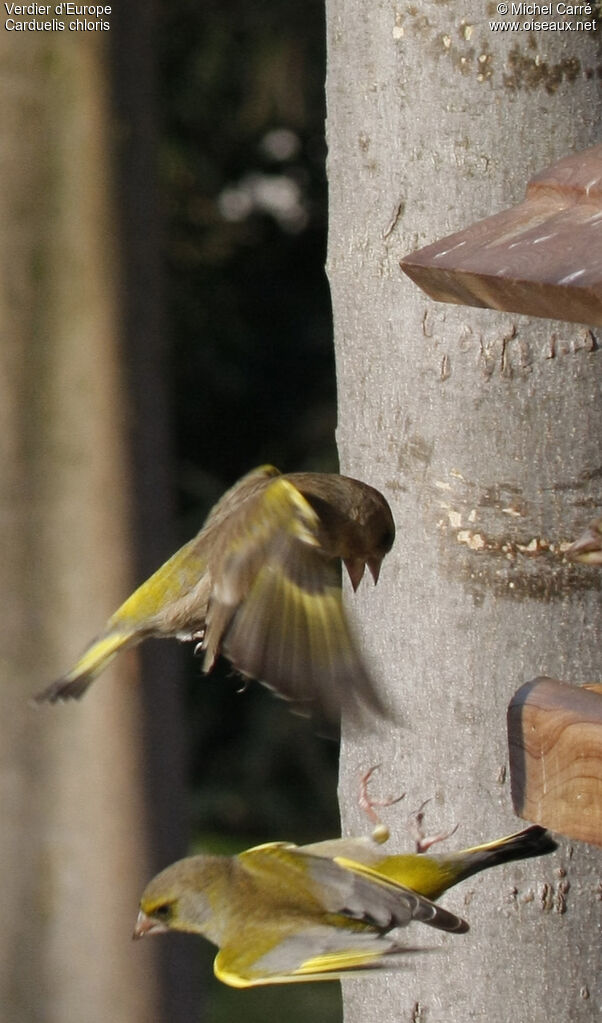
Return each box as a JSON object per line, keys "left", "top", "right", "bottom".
{"left": 401, "top": 144, "right": 602, "bottom": 326}
{"left": 507, "top": 676, "right": 602, "bottom": 847}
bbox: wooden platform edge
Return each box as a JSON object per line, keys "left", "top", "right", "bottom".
{"left": 507, "top": 676, "right": 602, "bottom": 848}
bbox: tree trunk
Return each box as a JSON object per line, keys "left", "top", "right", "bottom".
{"left": 0, "top": 33, "right": 159, "bottom": 1022}
{"left": 326, "top": 5, "right": 601, "bottom": 1021}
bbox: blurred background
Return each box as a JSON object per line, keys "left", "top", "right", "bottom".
{"left": 120, "top": 0, "right": 341, "bottom": 1019}
{"left": 155, "top": 0, "right": 338, "bottom": 842}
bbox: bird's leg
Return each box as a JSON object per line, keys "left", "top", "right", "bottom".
{"left": 359, "top": 765, "right": 405, "bottom": 846}
{"left": 407, "top": 798, "right": 459, "bottom": 854}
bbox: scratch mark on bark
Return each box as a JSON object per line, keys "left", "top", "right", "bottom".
{"left": 383, "top": 198, "right": 405, "bottom": 239}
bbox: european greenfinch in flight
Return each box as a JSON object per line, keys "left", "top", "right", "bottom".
{"left": 565, "top": 516, "right": 602, "bottom": 564}
{"left": 133, "top": 824, "right": 556, "bottom": 987}
{"left": 34, "top": 465, "right": 395, "bottom": 722}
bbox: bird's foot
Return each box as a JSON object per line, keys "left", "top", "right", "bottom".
{"left": 191, "top": 630, "right": 206, "bottom": 657}
{"left": 407, "top": 798, "right": 459, "bottom": 854}
{"left": 359, "top": 765, "right": 405, "bottom": 845}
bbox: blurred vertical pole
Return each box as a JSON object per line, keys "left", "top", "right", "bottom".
{"left": 326, "top": 3, "right": 601, "bottom": 1021}
{"left": 0, "top": 27, "right": 160, "bottom": 1023}
{"left": 110, "top": 3, "right": 203, "bottom": 1019}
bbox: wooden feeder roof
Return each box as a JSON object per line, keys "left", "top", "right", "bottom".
{"left": 401, "top": 144, "right": 602, "bottom": 327}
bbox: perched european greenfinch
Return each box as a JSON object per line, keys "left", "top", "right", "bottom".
{"left": 133, "top": 824, "right": 556, "bottom": 987}
{"left": 34, "top": 465, "right": 395, "bottom": 722}
{"left": 565, "top": 516, "right": 602, "bottom": 564}
{"left": 133, "top": 840, "right": 467, "bottom": 987}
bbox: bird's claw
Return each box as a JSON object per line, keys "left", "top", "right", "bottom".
{"left": 359, "top": 765, "right": 405, "bottom": 845}
{"left": 192, "top": 630, "right": 206, "bottom": 657}
{"left": 407, "top": 798, "right": 459, "bottom": 854}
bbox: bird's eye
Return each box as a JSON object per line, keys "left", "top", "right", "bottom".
{"left": 153, "top": 903, "right": 173, "bottom": 922}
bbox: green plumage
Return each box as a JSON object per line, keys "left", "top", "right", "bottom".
{"left": 35, "top": 465, "right": 395, "bottom": 723}
{"left": 133, "top": 824, "right": 557, "bottom": 988}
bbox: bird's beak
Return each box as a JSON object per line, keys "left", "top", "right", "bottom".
{"left": 367, "top": 557, "right": 382, "bottom": 585}
{"left": 133, "top": 910, "right": 168, "bottom": 940}
{"left": 344, "top": 557, "right": 366, "bottom": 592}
{"left": 565, "top": 525, "right": 602, "bottom": 564}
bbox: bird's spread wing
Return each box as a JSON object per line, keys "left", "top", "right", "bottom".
{"left": 201, "top": 464, "right": 281, "bottom": 531}
{"left": 33, "top": 469, "right": 279, "bottom": 703}
{"left": 203, "top": 477, "right": 385, "bottom": 722}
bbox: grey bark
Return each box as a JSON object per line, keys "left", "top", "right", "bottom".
{"left": 0, "top": 34, "right": 159, "bottom": 1022}
{"left": 326, "top": 4, "right": 601, "bottom": 1021}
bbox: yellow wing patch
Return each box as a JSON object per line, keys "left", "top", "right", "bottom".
{"left": 261, "top": 478, "right": 321, "bottom": 547}
{"left": 214, "top": 947, "right": 387, "bottom": 987}
{"left": 221, "top": 477, "right": 321, "bottom": 563}
{"left": 292, "top": 947, "right": 386, "bottom": 976}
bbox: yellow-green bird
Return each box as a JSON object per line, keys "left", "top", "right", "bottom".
{"left": 34, "top": 465, "right": 395, "bottom": 722}
{"left": 565, "top": 516, "right": 602, "bottom": 564}
{"left": 133, "top": 825, "right": 556, "bottom": 987}
{"left": 134, "top": 841, "right": 467, "bottom": 987}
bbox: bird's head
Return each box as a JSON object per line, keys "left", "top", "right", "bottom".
{"left": 133, "top": 855, "right": 226, "bottom": 944}
{"left": 288, "top": 472, "right": 396, "bottom": 591}
{"left": 343, "top": 489, "right": 396, "bottom": 591}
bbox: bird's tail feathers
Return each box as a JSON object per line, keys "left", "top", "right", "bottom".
{"left": 452, "top": 825, "right": 557, "bottom": 883}
{"left": 33, "top": 629, "right": 133, "bottom": 704}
